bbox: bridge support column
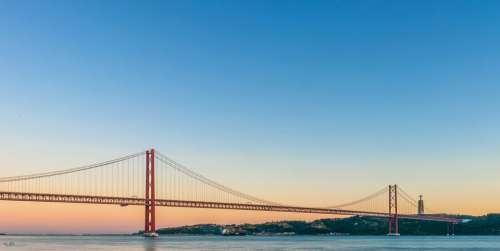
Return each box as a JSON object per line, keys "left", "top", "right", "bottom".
{"left": 447, "top": 223, "right": 455, "bottom": 236}
{"left": 388, "top": 184, "right": 399, "bottom": 236}
{"left": 144, "top": 149, "right": 157, "bottom": 237}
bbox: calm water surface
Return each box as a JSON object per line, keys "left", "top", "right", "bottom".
{"left": 1, "top": 235, "right": 499, "bottom": 251}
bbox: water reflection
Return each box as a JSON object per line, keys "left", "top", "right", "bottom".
{"left": 143, "top": 238, "right": 158, "bottom": 251}
{"left": 2, "top": 235, "right": 500, "bottom": 250}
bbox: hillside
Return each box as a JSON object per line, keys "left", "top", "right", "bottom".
{"left": 140, "top": 214, "right": 500, "bottom": 236}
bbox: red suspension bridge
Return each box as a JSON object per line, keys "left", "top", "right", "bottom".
{"left": 0, "top": 149, "right": 460, "bottom": 236}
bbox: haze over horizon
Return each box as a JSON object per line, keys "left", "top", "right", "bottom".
{"left": 1, "top": 0, "right": 499, "bottom": 234}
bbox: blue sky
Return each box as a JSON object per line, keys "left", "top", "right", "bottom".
{"left": 1, "top": 0, "right": 500, "bottom": 213}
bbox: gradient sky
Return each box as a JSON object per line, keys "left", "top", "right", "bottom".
{"left": 1, "top": 0, "right": 500, "bottom": 233}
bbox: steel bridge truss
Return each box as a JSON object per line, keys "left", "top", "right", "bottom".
{"left": 0, "top": 148, "right": 461, "bottom": 236}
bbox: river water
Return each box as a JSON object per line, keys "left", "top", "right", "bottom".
{"left": 1, "top": 235, "right": 499, "bottom": 250}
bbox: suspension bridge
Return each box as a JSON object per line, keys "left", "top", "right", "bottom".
{"left": 0, "top": 149, "right": 460, "bottom": 236}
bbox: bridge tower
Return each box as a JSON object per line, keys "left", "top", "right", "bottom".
{"left": 388, "top": 184, "right": 399, "bottom": 236}
{"left": 144, "top": 149, "right": 157, "bottom": 237}
{"left": 418, "top": 195, "right": 425, "bottom": 215}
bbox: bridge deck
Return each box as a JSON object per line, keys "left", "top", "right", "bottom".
{"left": 0, "top": 191, "right": 460, "bottom": 223}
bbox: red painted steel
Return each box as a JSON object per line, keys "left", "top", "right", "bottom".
{"left": 388, "top": 184, "right": 399, "bottom": 235}
{"left": 150, "top": 149, "right": 156, "bottom": 233}
{"left": 144, "top": 149, "right": 156, "bottom": 235}
{"left": 0, "top": 191, "right": 461, "bottom": 223}
{"left": 0, "top": 148, "right": 462, "bottom": 235}
{"left": 388, "top": 185, "right": 392, "bottom": 234}
{"left": 395, "top": 184, "right": 398, "bottom": 234}
{"left": 145, "top": 150, "right": 150, "bottom": 233}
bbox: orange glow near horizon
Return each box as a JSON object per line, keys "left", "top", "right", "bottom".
{"left": 1, "top": 150, "right": 498, "bottom": 234}
{"left": 0, "top": 201, "right": 337, "bottom": 234}
{"left": 0, "top": 199, "right": 497, "bottom": 234}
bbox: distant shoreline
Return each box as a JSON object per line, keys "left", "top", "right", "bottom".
{"left": 136, "top": 214, "right": 500, "bottom": 236}
{"left": 3, "top": 214, "right": 500, "bottom": 236}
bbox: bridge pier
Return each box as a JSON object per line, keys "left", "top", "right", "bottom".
{"left": 387, "top": 185, "right": 399, "bottom": 236}
{"left": 144, "top": 149, "right": 158, "bottom": 237}
{"left": 447, "top": 223, "right": 455, "bottom": 236}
